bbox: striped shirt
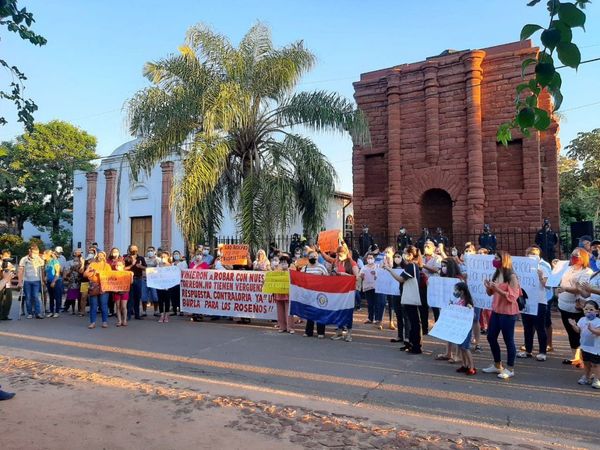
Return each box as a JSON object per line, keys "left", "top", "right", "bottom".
{"left": 302, "top": 264, "right": 329, "bottom": 276}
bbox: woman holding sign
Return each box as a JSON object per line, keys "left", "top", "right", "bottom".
{"left": 84, "top": 251, "right": 112, "bottom": 329}
{"left": 273, "top": 255, "right": 294, "bottom": 333}
{"left": 482, "top": 251, "right": 521, "bottom": 379}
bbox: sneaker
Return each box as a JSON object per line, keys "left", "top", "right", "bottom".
{"left": 317, "top": 334, "right": 325, "bottom": 339}
{"left": 26, "top": 314, "right": 33, "bottom": 319}
{"left": 164, "top": 316, "right": 169, "bottom": 323}
{"left": 278, "top": 329, "right": 286, "bottom": 333}
{"left": 344, "top": 332, "right": 353, "bottom": 342}
{"left": 52, "top": 313, "right": 59, "bottom": 318}
{"left": 158, "top": 317, "right": 164, "bottom": 323}
{"left": 482, "top": 365, "right": 502, "bottom": 374}
{"left": 517, "top": 352, "right": 532, "bottom": 358}
{"left": 466, "top": 368, "right": 477, "bottom": 376}
{"left": 331, "top": 333, "right": 344, "bottom": 341}
{"left": 35, "top": 314, "right": 44, "bottom": 319}
{"left": 0, "top": 389, "right": 16, "bottom": 401}
{"left": 497, "top": 368, "right": 514, "bottom": 379}
{"left": 592, "top": 379, "right": 600, "bottom": 389}
{"left": 578, "top": 375, "right": 592, "bottom": 385}
{"left": 536, "top": 353, "right": 547, "bottom": 362}
{"left": 474, "top": 345, "right": 483, "bottom": 353}
{"left": 46, "top": 313, "right": 53, "bottom": 318}
{"left": 302, "top": 333, "right": 311, "bottom": 337}
{"left": 288, "top": 330, "right": 295, "bottom": 334}
{"left": 363, "top": 320, "right": 373, "bottom": 324}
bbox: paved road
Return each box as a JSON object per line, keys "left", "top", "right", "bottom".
{"left": 0, "top": 302, "right": 597, "bottom": 448}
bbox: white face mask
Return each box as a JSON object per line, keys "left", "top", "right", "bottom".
{"left": 86, "top": 253, "right": 94, "bottom": 260}
{"left": 147, "top": 251, "right": 155, "bottom": 258}
{"left": 366, "top": 258, "right": 374, "bottom": 264}
{"left": 173, "top": 255, "right": 181, "bottom": 261}
{"left": 202, "top": 250, "right": 209, "bottom": 256}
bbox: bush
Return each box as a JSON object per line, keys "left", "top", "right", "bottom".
{"left": 0, "top": 234, "right": 46, "bottom": 260}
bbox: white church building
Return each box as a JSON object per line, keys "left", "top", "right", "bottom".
{"left": 72, "top": 139, "right": 354, "bottom": 253}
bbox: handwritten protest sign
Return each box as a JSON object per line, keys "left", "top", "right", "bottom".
{"left": 429, "top": 304, "right": 474, "bottom": 345}
{"left": 464, "top": 254, "right": 495, "bottom": 310}
{"left": 427, "top": 277, "right": 462, "bottom": 309}
{"left": 374, "top": 268, "right": 403, "bottom": 296}
{"left": 180, "top": 269, "right": 276, "bottom": 319}
{"left": 512, "top": 256, "right": 540, "bottom": 316}
{"left": 99, "top": 271, "right": 132, "bottom": 293}
{"left": 146, "top": 266, "right": 181, "bottom": 290}
{"left": 318, "top": 229, "right": 341, "bottom": 254}
{"left": 221, "top": 244, "right": 249, "bottom": 266}
{"left": 262, "top": 271, "right": 290, "bottom": 294}
{"left": 546, "top": 260, "right": 569, "bottom": 288}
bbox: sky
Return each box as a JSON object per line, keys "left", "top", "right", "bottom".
{"left": 2, "top": 0, "right": 600, "bottom": 193}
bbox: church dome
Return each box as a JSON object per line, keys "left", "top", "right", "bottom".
{"left": 109, "top": 138, "right": 141, "bottom": 157}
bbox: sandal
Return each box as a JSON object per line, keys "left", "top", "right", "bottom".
{"left": 88, "top": 323, "right": 96, "bottom": 329}
{"left": 435, "top": 354, "right": 451, "bottom": 361}
{"left": 448, "top": 357, "right": 457, "bottom": 364}
{"left": 116, "top": 322, "right": 122, "bottom": 327}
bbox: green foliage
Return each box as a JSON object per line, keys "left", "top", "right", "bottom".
{"left": 0, "top": 233, "right": 45, "bottom": 259}
{"left": 127, "top": 22, "right": 369, "bottom": 251}
{"left": 0, "top": 120, "right": 98, "bottom": 235}
{"left": 497, "top": 1, "right": 590, "bottom": 145}
{"left": 50, "top": 227, "right": 72, "bottom": 255}
{"left": 0, "top": 0, "right": 47, "bottom": 131}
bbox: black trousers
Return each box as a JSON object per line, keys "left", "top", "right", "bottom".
{"left": 389, "top": 295, "right": 410, "bottom": 341}
{"left": 305, "top": 320, "right": 326, "bottom": 336}
{"left": 418, "top": 284, "right": 429, "bottom": 334}
{"left": 169, "top": 285, "right": 180, "bottom": 313}
{"left": 560, "top": 308, "right": 584, "bottom": 350}
{"left": 523, "top": 303, "right": 548, "bottom": 354}
{"left": 404, "top": 304, "right": 422, "bottom": 352}
{"left": 157, "top": 289, "right": 171, "bottom": 313}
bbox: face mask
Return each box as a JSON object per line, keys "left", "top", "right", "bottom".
{"left": 441, "top": 266, "right": 447, "bottom": 275}
{"left": 570, "top": 256, "right": 582, "bottom": 266}
{"left": 195, "top": 255, "right": 202, "bottom": 261}
{"left": 338, "top": 254, "right": 347, "bottom": 261}
{"left": 147, "top": 252, "right": 155, "bottom": 258}
{"left": 202, "top": 250, "right": 209, "bottom": 256}
{"left": 271, "top": 260, "right": 279, "bottom": 267}
{"left": 424, "top": 248, "right": 433, "bottom": 256}
{"left": 86, "top": 253, "right": 94, "bottom": 260}
{"left": 366, "top": 258, "right": 374, "bottom": 264}
{"left": 308, "top": 257, "right": 317, "bottom": 264}
{"left": 453, "top": 291, "right": 461, "bottom": 299}
{"left": 173, "top": 255, "right": 180, "bottom": 261}
{"left": 593, "top": 250, "right": 599, "bottom": 258}
{"left": 280, "top": 263, "right": 289, "bottom": 270}
{"left": 451, "top": 249, "right": 458, "bottom": 257}
{"left": 112, "top": 253, "right": 119, "bottom": 258}
{"left": 492, "top": 259, "right": 502, "bottom": 269}
{"left": 585, "top": 312, "right": 597, "bottom": 321}
{"left": 295, "top": 253, "right": 301, "bottom": 258}
{"left": 394, "top": 257, "right": 402, "bottom": 264}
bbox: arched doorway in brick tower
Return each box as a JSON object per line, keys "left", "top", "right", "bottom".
{"left": 420, "top": 189, "right": 453, "bottom": 238}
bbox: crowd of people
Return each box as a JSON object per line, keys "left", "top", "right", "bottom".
{"left": 0, "top": 221, "right": 599, "bottom": 392}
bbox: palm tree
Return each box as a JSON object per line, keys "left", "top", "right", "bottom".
{"left": 127, "top": 22, "right": 369, "bottom": 250}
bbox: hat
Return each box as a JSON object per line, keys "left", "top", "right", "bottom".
{"left": 55, "top": 246, "right": 63, "bottom": 253}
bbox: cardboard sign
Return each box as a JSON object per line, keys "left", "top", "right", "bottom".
{"left": 512, "top": 256, "right": 540, "bottom": 316}
{"left": 99, "top": 271, "right": 132, "bottom": 293}
{"left": 546, "top": 260, "right": 569, "bottom": 288}
{"left": 318, "top": 229, "right": 341, "bottom": 254}
{"left": 180, "top": 269, "right": 276, "bottom": 319}
{"left": 464, "top": 254, "right": 495, "bottom": 310}
{"left": 262, "top": 271, "right": 290, "bottom": 294}
{"left": 221, "top": 244, "right": 249, "bottom": 266}
{"left": 146, "top": 266, "right": 181, "bottom": 290}
{"left": 427, "top": 277, "right": 462, "bottom": 309}
{"left": 429, "top": 304, "right": 474, "bottom": 345}
{"left": 374, "top": 268, "right": 403, "bottom": 296}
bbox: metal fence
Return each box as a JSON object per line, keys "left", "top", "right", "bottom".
{"left": 217, "top": 226, "right": 600, "bottom": 259}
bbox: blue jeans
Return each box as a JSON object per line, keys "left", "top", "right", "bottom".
{"left": 89, "top": 293, "right": 109, "bottom": 324}
{"left": 487, "top": 312, "right": 518, "bottom": 367}
{"left": 354, "top": 290, "right": 362, "bottom": 309}
{"left": 142, "top": 278, "right": 158, "bottom": 302}
{"left": 24, "top": 280, "right": 42, "bottom": 315}
{"left": 47, "top": 278, "right": 63, "bottom": 314}
{"left": 128, "top": 278, "right": 143, "bottom": 319}
{"left": 374, "top": 293, "right": 386, "bottom": 322}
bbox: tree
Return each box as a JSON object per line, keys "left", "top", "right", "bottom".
{"left": 0, "top": 0, "right": 47, "bottom": 131}
{"left": 0, "top": 120, "right": 98, "bottom": 235}
{"left": 498, "top": 0, "right": 590, "bottom": 145}
{"left": 127, "top": 23, "right": 368, "bottom": 250}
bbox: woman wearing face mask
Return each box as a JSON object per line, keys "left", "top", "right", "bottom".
{"left": 84, "top": 251, "right": 112, "bottom": 329}
{"left": 482, "top": 251, "right": 521, "bottom": 379}
{"left": 452, "top": 282, "right": 477, "bottom": 375}
{"left": 421, "top": 241, "right": 441, "bottom": 335}
{"left": 360, "top": 253, "right": 378, "bottom": 326}
{"left": 156, "top": 251, "right": 173, "bottom": 323}
{"left": 170, "top": 250, "right": 187, "bottom": 316}
{"left": 106, "top": 248, "right": 121, "bottom": 317}
{"left": 301, "top": 250, "right": 330, "bottom": 338}
{"left": 273, "top": 255, "right": 294, "bottom": 333}
{"left": 384, "top": 246, "right": 423, "bottom": 354}
{"left": 253, "top": 249, "right": 271, "bottom": 272}
{"left": 382, "top": 247, "right": 397, "bottom": 330}
{"left": 517, "top": 246, "right": 551, "bottom": 361}
{"left": 142, "top": 247, "right": 160, "bottom": 317}
{"left": 435, "top": 258, "right": 465, "bottom": 362}
{"left": 389, "top": 252, "right": 411, "bottom": 347}
{"left": 557, "top": 248, "right": 593, "bottom": 367}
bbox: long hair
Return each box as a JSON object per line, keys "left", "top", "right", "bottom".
{"left": 492, "top": 251, "right": 514, "bottom": 283}
{"left": 442, "top": 258, "right": 462, "bottom": 278}
{"left": 404, "top": 245, "right": 423, "bottom": 268}
{"left": 393, "top": 252, "right": 402, "bottom": 269}
{"left": 573, "top": 248, "right": 590, "bottom": 269}
{"left": 454, "top": 281, "right": 473, "bottom": 307}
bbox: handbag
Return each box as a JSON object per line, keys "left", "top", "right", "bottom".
{"left": 517, "top": 288, "right": 528, "bottom": 311}
{"left": 88, "top": 280, "right": 102, "bottom": 297}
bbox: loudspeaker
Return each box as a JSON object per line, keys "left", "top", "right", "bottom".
{"left": 570, "top": 221, "right": 594, "bottom": 249}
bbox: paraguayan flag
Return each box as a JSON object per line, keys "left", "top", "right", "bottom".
{"left": 289, "top": 271, "right": 356, "bottom": 328}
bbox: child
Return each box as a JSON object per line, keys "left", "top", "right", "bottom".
{"left": 114, "top": 257, "right": 133, "bottom": 327}
{"left": 273, "top": 255, "right": 294, "bottom": 334}
{"left": 453, "top": 282, "right": 477, "bottom": 376}
{"left": 568, "top": 300, "right": 600, "bottom": 388}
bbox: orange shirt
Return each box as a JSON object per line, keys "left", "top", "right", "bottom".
{"left": 491, "top": 281, "right": 520, "bottom": 315}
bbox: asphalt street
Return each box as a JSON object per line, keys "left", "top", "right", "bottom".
{"left": 0, "top": 301, "right": 597, "bottom": 449}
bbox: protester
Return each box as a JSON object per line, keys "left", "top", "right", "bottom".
{"left": 126, "top": 245, "right": 146, "bottom": 321}
{"left": 107, "top": 247, "right": 121, "bottom": 316}
{"left": 253, "top": 249, "right": 271, "bottom": 272}
{"left": 142, "top": 246, "right": 160, "bottom": 317}
{"left": 273, "top": 254, "right": 294, "bottom": 334}
{"left": 567, "top": 300, "right": 600, "bottom": 388}
{"left": 0, "top": 249, "right": 15, "bottom": 321}
{"left": 84, "top": 251, "right": 112, "bottom": 329}
{"left": 435, "top": 258, "right": 464, "bottom": 363}
{"left": 113, "top": 257, "right": 133, "bottom": 327}
{"left": 421, "top": 240, "right": 441, "bottom": 334}
{"left": 171, "top": 250, "right": 187, "bottom": 315}
{"left": 360, "top": 253, "right": 378, "bottom": 326}
{"left": 452, "top": 282, "right": 477, "bottom": 375}
{"left": 156, "top": 251, "right": 173, "bottom": 323}
{"left": 301, "top": 250, "right": 329, "bottom": 338}
{"left": 590, "top": 240, "right": 600, "bottom": 272}
{"left": 389, "top": 252, "right": 410, "bottom": 347}
{"left": 43, "top": 250, "right": 63, "bottom": 318}
{"left": 482, "top": 251, "right": 521, "bottom": 379}
{"left": 517, "top": 246, "right": 551, "bottom": 361}
{"left": 385, "top": 245, "right": 423, "bottom": 354}
{"left": 55, "top": 246, "right": 68, "bottom": 273}
{"left": 381, "top": 246, "right": 396, "bottom": 330}
{"left": 557, "top": 247, "right": 592, "bottom": 367}
{"left": 63, "top": 249, "right": 84, "bottom": 315}
{"left": 0, "top": 267, "right": 15, "bottom": 399}
{"left": 17, "top": 244, "right": 45, "bottom": 319}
